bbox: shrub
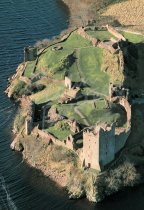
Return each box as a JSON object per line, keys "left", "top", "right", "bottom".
{"left": 67, "top": 168, "right": 86, "bottom": 199}
{"left": 100, "top": 162, "right": 140, "bottom": 197}
{"left": 30, "top": 83, "right": 46, "bottom": 94}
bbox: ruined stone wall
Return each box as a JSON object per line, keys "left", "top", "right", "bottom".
{"left": 106, "top": 25, "right": 126, "bottom": 41}
{"left": 25, "top": 117, "right": 33, "bottom": 135}
{"left": 118, "top": 97, "right": 131, "bottom": 128}
{"left": 32, "top": 127, "right": 76, "bottom": 151}
{"left": 113, "top": 97, "right": 131, "bottom": 153}
{"left": 97, "top": 41, "right": 116, "bottom": 54}
{"left": 115, "top": 127, "right": 131, "bottom": 153}
{"left": 65, "top": 76, "right": 72, "bottom": 89}
{"left": 77, "top": 27, "right": 116, "bottom": 54}
{"left": 77, "top": 27, "right": 99, "bottom": 46}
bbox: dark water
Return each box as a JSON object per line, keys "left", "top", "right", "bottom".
{"left": 0, "top": 0, "right": 144, "bottom": 210}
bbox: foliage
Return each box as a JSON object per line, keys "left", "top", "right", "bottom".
{"left": 11, "top": 80, "right": 27, "bottom": 99}
{"left": 96, "top": 161, "right": 140, "bottom": 201}
{"left": 67, "top": 168, "right": 99, "bottom": 201}
{"left": 47, "top": 120, "right": 72, "bottom": 141}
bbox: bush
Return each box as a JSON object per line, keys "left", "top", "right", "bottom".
{"left": 67, "top": 168, "right": 86, "bottom": 199}
{"left": 30, "top": 83, "right": 46, "bottom": 94}
{"left": 96, "top": 161, "right": 140, "bottom": 200}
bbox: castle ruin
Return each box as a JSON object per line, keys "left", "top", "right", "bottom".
{"left": 21, "top": 25, "right": 132, "bottom": 171}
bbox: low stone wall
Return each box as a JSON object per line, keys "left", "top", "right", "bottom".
{"left": 77, "top": 27, "right": 99, "bottom": 46}
{"left": 77, "top": 27, "right": 117, "bottom": 54}
{"left": 106, "top": 25, "right": 126, "bottom": 41}
{"left": 32, "top": 127, "right": 76, "bottom": 151}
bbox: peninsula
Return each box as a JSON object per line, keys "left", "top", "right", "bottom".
{"left": 5, "top": 23, "right": 144, "bottom": 202}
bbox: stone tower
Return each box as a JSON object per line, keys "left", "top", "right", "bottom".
{"left": 82, "top": 123, "right": 115, "bottom": 171}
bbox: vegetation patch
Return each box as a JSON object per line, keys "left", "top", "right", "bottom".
{"left": 87, "top": 30, "right": 117, "bottom": 41}
{"left": 121, "top": 31, "right": 144, "bottom": 43}
{"left": 46, "top": 120, "right": 73, "bottom": 141}
{"left": 55, "top": 99, "right": 126, "bottom": 127}
{"left": 78, "top": 47, "right": 109, "bottom": 95}
{"left": 30, "top": 82, "right": 65, "bottom": 104}
{"left": 24, "top": 61, "right": 36, "bottom": 78}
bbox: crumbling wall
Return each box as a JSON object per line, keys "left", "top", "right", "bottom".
{"left": 118, "top": 97, "right": 131, "bottom": 128}
{"left": 59, "top": 87, "right": 81, "bottom": 104}
{"left": 113, "top": 97, "right": 131, "bottom": 153}
{"left": 77, "top": 27, "right": 99, "bottom": 46}
{"left": 48, "top": 107, "right": 63, "bottom": 122}
{"left": 67, "top": 120, "right": 80, "bottom": 133}
{"left": 65, "top": 76, "right": 72, "bottom": 89}
{"left": 25, "top": 117, "right": 33, "bottom": 135}
{"left": 106, "top": 25, "right": 126, "bottom": 41}
{"left": 77, "top": 27, "right": 117, "bottom": 54}
{"left": 32, "top": 127, "right": 76, "bottom": 151}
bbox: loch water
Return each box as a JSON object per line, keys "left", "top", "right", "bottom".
{"left": 0, "top": 0, "right": 144, "bottom": 209}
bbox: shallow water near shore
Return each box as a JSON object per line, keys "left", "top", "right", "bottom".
{"left": 0, "top": 0, "right": 144, "bottom": 209}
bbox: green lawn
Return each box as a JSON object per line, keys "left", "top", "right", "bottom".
{"left": 55, "top": 99, "right": 126, "bottom": 127}
{"left": 35, "top": 32, "right": 92, "bottom": 76}
{"left": 30, "top": 83, "right": 65, "bottom": 104}
{"left": 121, "top": 31, "right": 144, "bottom": 43}
{"left": 46, "top": 120, "right": 73, "bottom": 140}
{"left": 24, "top": 61, "right": 36, "bottom": 78}
{"left": 87, "top": 30, "right": 117, "bottom": 41}
{"left": 78, "top": 47, "right": 109, "bottom": 95}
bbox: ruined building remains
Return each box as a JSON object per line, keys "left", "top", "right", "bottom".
{"left": 24, "top": 47, "right": 37, "bottom": 62}
{"left": 65, "top": 76, "right": 72, "bottom": 89}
